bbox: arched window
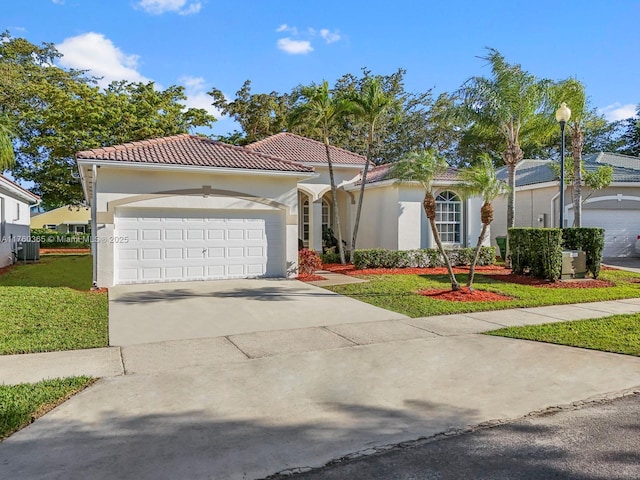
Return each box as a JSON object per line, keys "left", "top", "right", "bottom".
{"left": 435, "top": 191, "right": 461, "bottom": 244}
{"left": 301, "top": 197, "right": 332, "bottom": 248}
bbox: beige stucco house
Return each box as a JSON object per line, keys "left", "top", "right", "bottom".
{"left": 0, "top": 173, "right": 41, "bottom": 267}
{"left": 31, "top": 205, "right": 91, "bottom": 233}
{"left": 77, "top": 133, "right": 485, "bottom": 287}
{"left": 492, "top": 152, "right": 640, "bottom": 257}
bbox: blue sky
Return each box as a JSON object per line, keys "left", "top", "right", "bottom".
{"left": 4, "top": 0, "right": 639, "bottom": 136}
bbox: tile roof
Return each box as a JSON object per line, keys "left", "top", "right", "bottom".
{"left": 246, "top": 132, "right": 367, "bottom": 166}
{"left": 75, "top": 134, "right": 314, "bottom": 173}
{"left": 357, "top": 163, "right": 460, "bottom": 185}
{"left": 496, "top": 153, "right": 640, "bottom": 187}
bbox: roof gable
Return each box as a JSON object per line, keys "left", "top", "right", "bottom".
{"left": 246, "top": 132, "right": 367, "bottom": 166}
{"left": 0, "top": 173, "right": 40, "bottom": 204}
{"left": 75, "top": 134, "right": 314, "bottom": 174}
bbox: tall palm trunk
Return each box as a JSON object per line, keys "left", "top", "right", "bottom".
{"left": 468, "top": 223, "right": 489, "bottom": 289}
{"left": 350, "top": 124, "right": 374, "bottom": 263}
{"left": 504, "top": 139, "right": 523, "bottom": 269}
{"left": 424, "top": 192, "right": 460, "bottom": 291}
{"left": 571, "top": 125, "right": 584, "bottom": 227}
{"left": 324, "top": 138, "right": 346, "bottom": 264}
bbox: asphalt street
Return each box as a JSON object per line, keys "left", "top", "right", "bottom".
{"left": 271, "top": 393, "right": 640, "bottom": 480}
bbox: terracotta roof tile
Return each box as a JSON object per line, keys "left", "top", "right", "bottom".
{"left": 359, "top": 163, "right": 460, "bottom": 185}
{"left": 75, "top": 134, "right": 314, "bottom": 173}
{"left": 246, "top": 132, "right": 367, "bottom": 166}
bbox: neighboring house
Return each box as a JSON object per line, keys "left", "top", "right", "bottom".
{"left": 30, "top": 205, "right": 91, "bottom": 233}
{"left": 77, "top": 133, "right": 484, "bottom": 287}
{"left": 492, "top": 152, "right": 640, "bottom": 257}
{"left": 0, "top": 173, "right": 41, "bottom": 268}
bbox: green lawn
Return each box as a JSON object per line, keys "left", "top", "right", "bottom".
{"left": 325, "top": 269, "right": 640, "bottom": 317}
{"left": 488, "top": 314, "right": 640, "bottom": 356}
{"left": 0, "top": 377, "right": 94, "bottom": 440}
{"left": 0, "top": 256, "right": 108, "bottom": 355}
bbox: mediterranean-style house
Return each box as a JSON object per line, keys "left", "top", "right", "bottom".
{"left": 0, "top": 173, "right": 41, "bottom": 268}
{"left": 492, "top": 152, "right": 640, "bottom": 257}
{"left": 77, "top": 133, "right": 485, "bottom": 287}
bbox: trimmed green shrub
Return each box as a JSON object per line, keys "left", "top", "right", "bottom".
{"left": 509, "top": 228, "right": 563, "bottom": 281}
{"left": 320, "top": 252, "right": 342, "bottom": 265}
{"left": 562, "top": 228, "right": 605, "bottom": 278}
{"left": 353, "top": 247, "right": 495, "bottom": 269}
{"left": 29, "top": 229, "right": 90, "bottom": 248}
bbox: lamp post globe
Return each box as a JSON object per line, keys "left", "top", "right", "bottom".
{"left": 556, "top": 102, "right": 571, "bottom": 228}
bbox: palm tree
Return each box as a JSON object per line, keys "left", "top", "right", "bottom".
{"left": 0, "top": 115, "right": 16, "bottom": 171}
{"left": 289, "top": 81, "right": 349, "bottom": 264}
{"left": 458, "top": 154, "right": 510, "bottom": 289}
{"left": 393, "top": 149, "right": 460, "bottom": 291}
{"left": 548, "top": 78, "right": 602, "bottom": 227}
{"left": 348, "top": 78, "right": 396, "bottom": 263}
{"left": 459, "top": 48, "right": 548, "bottom": 265}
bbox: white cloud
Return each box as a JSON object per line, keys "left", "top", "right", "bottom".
{"left": 51, "top": 0, "right": 64, "bottom": 4}
{"left": 275, "top": 24, "right": 341, "bottom": 54}
{"left": 179, "top": 75, "right": 224, "bottom": 118}
{"left": 57, "top": 33, "right": 149, "bottom": 88}
{"left": 277, "top": 38, "right": 313, "bottom": 55}
{"left": 136, "top": 0, "right": 202, "bottom": 15}
{"left": 320, "top": 29, "right": 340, "bottom": 44}
{"left": 600, "top": 103, "right": 638, "bottom": 121}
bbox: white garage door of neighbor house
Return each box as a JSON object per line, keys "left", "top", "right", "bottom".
{"left": 578, "top": 209, "right": 640, "bottom": 257}
{"left": 114, "top": 208, "right": 285, "bottom": 284}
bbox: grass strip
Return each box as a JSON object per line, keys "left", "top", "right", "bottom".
{"left": 487, "top": 313, "right": 640, "bottom": 356}
{"left": 0, "top": 377, "right": 95, "bottom": 440}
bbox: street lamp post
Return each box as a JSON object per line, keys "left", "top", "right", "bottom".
{"left": 555, "top": 102, "right": 571, "bottom": 228}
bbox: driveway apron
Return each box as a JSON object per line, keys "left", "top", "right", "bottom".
{"left": 108, "top": 279, "right": 408, "bottom": 346}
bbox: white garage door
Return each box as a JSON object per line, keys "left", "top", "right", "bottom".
{"left": 578, "top": 209, "right": 640, "bottom": 257}
{"left": 114, "top": 208, "right": 284, "bottom": 284}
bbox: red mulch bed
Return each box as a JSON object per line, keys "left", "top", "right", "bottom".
{"left": 323, "top": 263, "right": 508, "bottom": 276}
{"left": 323, "top": 263, "right": 614, "bottom": 289}
{"left": 417, "top": 287, "right": 512, "bottom": 302}
{"left": 41, "top": 248, "right": 90, "bottom": 254}
{"left": 0, "top": 264, "right": 16, "bottom": 276}
{"left": 296, "top": 273, "right": 327, "bottom": 282}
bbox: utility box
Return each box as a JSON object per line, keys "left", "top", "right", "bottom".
{"left": 561, "top": 250, "right": 586, "bottom": 280}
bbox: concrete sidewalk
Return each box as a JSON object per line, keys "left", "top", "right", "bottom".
{"left": 3, "top": 297, "right": 640, "bottom": 384}
{"left": 1, "top": 314, "right": 640, "bottom": 479}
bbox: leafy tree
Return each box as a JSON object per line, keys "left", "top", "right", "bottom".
{"left": 615, "top": 105, "right": 640, "bottom": 156}
{"left": 0, "top": 33, "right": 214, "bottom": 208}
{"left": 209, "top": 80, "right": 290, "bottom": 144}
{"left": 547, "top": 79, "right": 611, "bottom": 227}
{"left": 289, "top": 81, "right": 350, "bottom": 264}
{"left": 548, "top": 157, "right": 613, "bottom": 225}
{"left": 458, "top": 154, "right": 509, "bottom": 289}
{"left": 458, "top": 48, "right": 548, "bottom": 265}
{"left": 393, "top": 150, "right": 460, "bottom": 291}
{"left": 347, "top": 77, "right": 397, "bottom": 262}
{"left": 0, "top": 114, "right": 15, "bottom": 171}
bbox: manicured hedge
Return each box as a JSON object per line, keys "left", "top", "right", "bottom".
{"left": 562, "top": 228, "right": 605, "bottom": 279}
{"left": 509, "top": 228, "right": 564, "bottom": 281}
{"left": 30, "top": 229, "right": 90, "bottom": 248}
{"left": 352, "top": 247, "right": 495, "bottom": 269}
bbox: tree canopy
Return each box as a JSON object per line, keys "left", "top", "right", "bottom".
{"left": 0, "top": 32, "right": 215, "bottom": 208}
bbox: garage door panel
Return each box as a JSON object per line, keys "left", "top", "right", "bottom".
{"left": 115, "top": 208, "right": 284, "bottom": 284}
{"left": 575, "top": 209, "right": 640, "bottom": 257}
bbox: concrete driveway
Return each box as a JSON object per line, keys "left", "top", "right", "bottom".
{"left": 108, "top": 279, "right": 408, "bottom": 346}
{"left": 603, "top": 257, "right": 640, "bottom": 273}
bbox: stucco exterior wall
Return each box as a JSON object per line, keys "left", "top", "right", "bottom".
{"left": 0, "top": 192, "right": 33, "bottom": 267}
{"left": 351, "top": 184, "right": 400, "bottom": 250}
{"left": 92, "top": 166, "right": 303, "bottom": 287}
{"left": 30, "top": 206, "right": 91, "bottom": 231}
